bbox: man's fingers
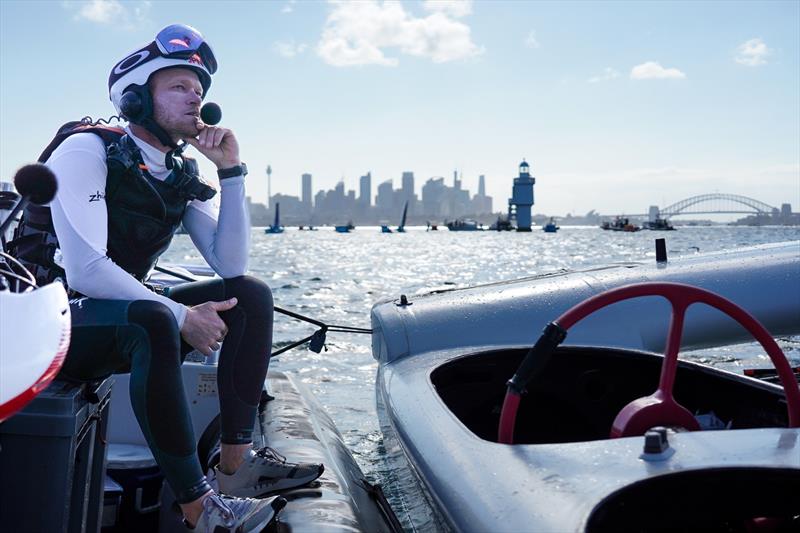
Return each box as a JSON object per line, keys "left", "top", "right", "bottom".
{"left": 209, "top": 297, "right": 238, "bottom": 311}
{"left": 213, "top": 128, "right": 226, "bottom": 147}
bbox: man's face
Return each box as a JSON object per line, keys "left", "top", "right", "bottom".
{"left": 150, "top": 67, "right": 203, "bottom": 140}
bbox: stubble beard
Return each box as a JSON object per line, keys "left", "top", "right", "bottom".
{"left": 152, "top": 100, "right": 199, "bottom": 142}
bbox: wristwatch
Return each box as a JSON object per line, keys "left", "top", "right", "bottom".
{"left": 217, "top": 162, "right": 248, "bottom": 180}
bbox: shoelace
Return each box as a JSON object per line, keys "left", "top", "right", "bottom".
{"left": 255, "top": 446, "right": 286, "bottom": 463}
{"left": 202, "top": 493, "right": 236, "bottom": 527}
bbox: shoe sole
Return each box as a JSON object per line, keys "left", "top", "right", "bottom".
{"left": 227, "top": 464, "right": 325, "bottom": 499}
{"left": 237, "top": 496, "right": 287, "bottom": 533}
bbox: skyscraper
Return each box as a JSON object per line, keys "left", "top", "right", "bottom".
{"left": 375, "top": 180, "right": 394, "bottom": 216}
{"left": 359, "top": 172, "right": 372, "bottom": 208}
{"left": 401, "top": 172, "right": 414, "bottom": 200}
{"left": 302, "top": 173, "right": 312, "bottom": 209}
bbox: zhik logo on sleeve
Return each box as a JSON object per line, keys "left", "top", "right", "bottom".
{"left": 89, "top": 191, "right": 106, "bottom": 202}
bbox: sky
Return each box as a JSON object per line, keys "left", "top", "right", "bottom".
{"left": 1, "top": 0, "right": 798, "bottom": 218}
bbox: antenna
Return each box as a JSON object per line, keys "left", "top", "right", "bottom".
{"left": 266, "top": 165, "right": 272, "bottom": 209}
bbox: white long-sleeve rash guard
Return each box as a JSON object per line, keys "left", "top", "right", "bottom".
{"left": 47, "top": 126, "right": 250, "bottom": 328}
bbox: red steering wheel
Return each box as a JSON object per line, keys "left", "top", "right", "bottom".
{"left": 498, "top": 282, "right": 800, "bottom": 444}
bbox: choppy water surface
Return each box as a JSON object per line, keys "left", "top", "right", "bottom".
{"left": 162, "top": 225, "right": 799, "bottom": 523}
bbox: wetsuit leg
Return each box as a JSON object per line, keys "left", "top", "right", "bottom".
{"left": 165, "top": 275, "right": 273, "bottom": 445}
{"left": 61, "top": 298, "right": 211, "bottom": 504}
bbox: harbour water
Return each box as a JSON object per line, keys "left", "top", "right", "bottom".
{"left": 161, "top": 225, "right": 800, "bottom": 524}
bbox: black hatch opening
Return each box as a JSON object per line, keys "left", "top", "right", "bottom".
{"left": 586, "top": 468, "right": 800, "bottom": 532}
{"left": 430, "top": 346, "right": 791, "bottom": 444}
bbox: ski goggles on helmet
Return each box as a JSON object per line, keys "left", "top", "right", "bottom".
{"left": 154, "top": 24, "right": 217, "bottom": 75}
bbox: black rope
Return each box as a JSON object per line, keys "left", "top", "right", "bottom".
{"left": 152, "top": 265, "right": 372, "bottom": 354}
{"left": 271, "top": 333, "right": 317, "bottom": 357}
{"left": 80, "top": 115, "right": 123, "bottom": 126}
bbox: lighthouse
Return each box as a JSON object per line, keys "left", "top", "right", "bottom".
{"left": 508, "top": 159, "right": 535, "bottom": 231}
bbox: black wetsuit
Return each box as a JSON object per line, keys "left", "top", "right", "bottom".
{"left": 60, "top": 276, "right": 273, "bottom": 503}
{"left": 15, "top": 125, "right": 265, "bottom": 505}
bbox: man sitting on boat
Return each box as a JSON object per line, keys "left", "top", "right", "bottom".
{"left": 11, "top": 24, "right": 322, "bottom": 532}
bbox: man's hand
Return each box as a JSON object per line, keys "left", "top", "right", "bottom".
{"left": 181, "top": 298, "right": 237, "bottom": 356}
{"left": 184, "top": 123, "right": 241, "bottom": 170}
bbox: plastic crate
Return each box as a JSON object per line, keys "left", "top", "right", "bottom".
{"left": 0, "top": 378, "right": 113, "bottom": 532}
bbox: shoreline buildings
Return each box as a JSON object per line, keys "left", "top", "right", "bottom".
{"left": 252, "top": 169, "right": 494, "bottom": 226}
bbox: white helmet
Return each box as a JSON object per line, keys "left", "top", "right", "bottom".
{"left": 108, "top": 24, "right": 217, "bottom": 118}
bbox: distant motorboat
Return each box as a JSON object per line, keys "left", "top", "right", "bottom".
{"left": 601, "top": 217, "right": 640, "bottom": 232}
{"left": 489, "top": 216, "right": 513, "bottom": 231}
{"left": 446, "top": 218, "right": 483, "bottom": 231}
{"left": 298, "top": 225, "right": 317, "bottom": 231}
{"left": 335, "top": 221, "right": 355, "bottom": 233}
{"left": 426, "top": 221, "right": 438, "bottom": 231}
{"left": 543, "top": 217, "right": 559, "bottom": 233}
{"left": 264, "top": 203, "right": 284, "bottom": 234}
{"left": 643, "top": 217, "right": 676, "bottom": 231}
{"left": 380, "top": 223, "right": 392, "bottom": 234}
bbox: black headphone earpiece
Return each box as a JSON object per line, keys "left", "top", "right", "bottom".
{"left": 119, "top": 85, "right": 152, "bottom": 124}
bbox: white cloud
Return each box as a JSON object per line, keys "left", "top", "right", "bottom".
{"left": 588, "top": 67, "right": 619, "bottom": 83}
{"left": 316, "top": 0, "right": 483, "bottom": 67}
{"left": 274, "top": 41, "right": 308, "bottom": 58}
{"left": 78, "top": 0, "right": 125, "bottom": 23}
{"left": 282, "top": 0, "right": 295, "bottom": 14}
{"left": 64, "top": 0, "right": 150, "bottom": 28}
{"left": 524, "top": 30, "right": 539, "bottom": 49}
{"left": 630, "top": 61, "right": 686, "bottom": 80}
{"left": 735, "top": 38, "right": 770, "bottom": 66}
{"left": 423, "top": 0, "right": 472, "bottom": 18}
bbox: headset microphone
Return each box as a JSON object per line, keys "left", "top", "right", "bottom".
{"left": 0, "top": 164, "right": 58, "bottom": 239}
{"left": 200, "top": 102, "right": 222, "bottom": 125}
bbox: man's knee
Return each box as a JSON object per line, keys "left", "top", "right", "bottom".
{"left": 224, "top": 275, "right": 273, "bottom": 313}
{"left": 128, "top": 300, "right": 180, "bottom": 338}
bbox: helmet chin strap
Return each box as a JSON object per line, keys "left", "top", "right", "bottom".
{"left": 140, "top": 116, "right": 179, "bottom": 150}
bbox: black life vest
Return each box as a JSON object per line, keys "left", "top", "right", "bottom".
{"left": 10, "top": 120, "right": 216, "bottom": 288}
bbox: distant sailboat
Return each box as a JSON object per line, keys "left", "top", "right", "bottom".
{"left": 265, "top": 202, "right": 284, "bottom": 234}
{"left": 381, "top": 201, "right": 409, "bottom": 233}
{"left": 397, "top": 201, "right": 408, "bottom": 233}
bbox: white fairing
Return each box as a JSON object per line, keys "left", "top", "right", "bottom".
{"left": 372, "top": 242, "right": 800, "bottom": 364}
{"left": 0, "top": 283, "right": 70, "bottom": 405}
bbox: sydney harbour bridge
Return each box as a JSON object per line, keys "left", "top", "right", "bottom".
{"left": 622, "top": 193, "right": 789, "bottom": 219}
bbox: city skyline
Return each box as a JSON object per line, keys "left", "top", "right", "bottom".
{"left": 253, "top": 163, "right": 796, "bottom": 226}
{"left": 1, "top": 1, "right": 798, "bottom": 216}
{"left": 261, "top": 167, "right": 495, "bottom": 224}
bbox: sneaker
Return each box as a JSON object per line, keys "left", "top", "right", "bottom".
{"left": 185, "top": 492, "right": 286, "bottom": 533}
{"left": 216, "top": 446, "right": 324, "bottom": 498}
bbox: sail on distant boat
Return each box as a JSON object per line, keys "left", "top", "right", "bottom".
{"left": 397, "top": 201, "right": 408, "bottom": 233}
{"left": 265, "top": 202, "right": 284, "bottom": 234}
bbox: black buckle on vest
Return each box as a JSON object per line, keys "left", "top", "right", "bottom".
{"left": 106, "top": 137, "right": 138, "bottom": 175}
{"left": 163, "top": 154, "right": 216, "bottom": 202}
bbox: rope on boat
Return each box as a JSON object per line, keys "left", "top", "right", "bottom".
{"left": 152, "top": 265, "right": 372, "bottom": 356}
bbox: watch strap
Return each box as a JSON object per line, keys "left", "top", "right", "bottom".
{"left": 217, "top": 162, "right": 247, "bottom": 180}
